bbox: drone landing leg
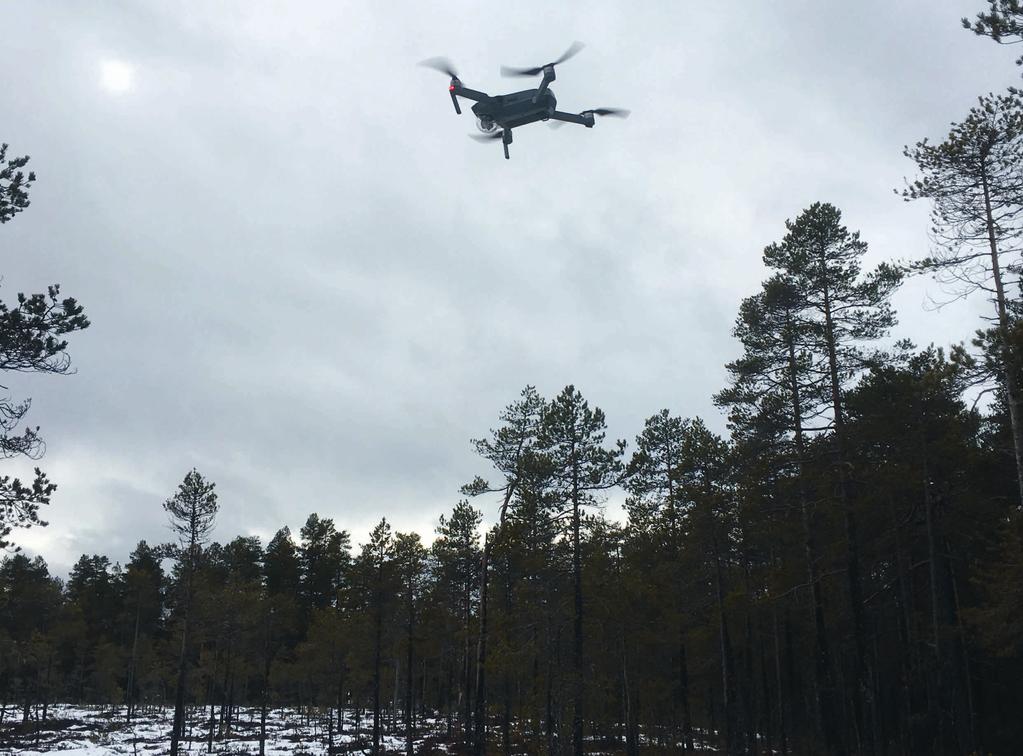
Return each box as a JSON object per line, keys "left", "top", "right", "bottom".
{"left": 502, "top": 129, "right": 512, "bottom": 160}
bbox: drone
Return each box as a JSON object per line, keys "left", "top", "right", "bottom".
{"left": 420, "top": 42, "right": 629, "bottom": 159}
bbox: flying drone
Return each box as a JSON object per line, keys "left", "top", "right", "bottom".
{"left": 420, "top": 42, "right": 629, "bottom": 159}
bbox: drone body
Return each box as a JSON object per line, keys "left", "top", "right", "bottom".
{"left": 471, "top": 89, "right": 561, "bottom": 131}
{"left": 421, "top": 43, "right": 628, "bottom": 159}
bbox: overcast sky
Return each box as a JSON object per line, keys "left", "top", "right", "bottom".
{"left": 2, "top": 1, "right": 1018, "bottom": 575}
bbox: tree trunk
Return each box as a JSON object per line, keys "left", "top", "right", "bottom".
{"left": 622, "top": 633, "right": 638, "bottom": 756}
{"left": 219, "top": 642, "right": 232, "bottom": 737}
{"left": 328, "top": 703, "right": 334, "bottom": 754}
{"left": 444, "top": 659, "right": 453, "bottom": 739}
{"left": 772, "top": 606, "right": 788, "bottom": 755}
{"left": 786, "top": 325, "right": 842, "bottom": 754}
{"left": 924, "top": 455, "right": 950, "bottom": 756}
{"left": 259, "top": 609, "right": 272, "bottom": 756}
{"left": 741, "top": 557, "right": 757, "bottom": 755}
{"left": 406, "top": 594, "right": 415, "bottom": 756}
{"left": 170, "top": 547, "right": 195, "bottom": 756}
{"left": 373, "top": 572, "right": 383, "bottom": 756}
{"left": 126, "top": 597, "right": 141, "bottom": 723}
{"left": 473, "top": 534, "right": 489, "bottom": 756}
{"left": 337, "top": 663, "right": 345, "bottom": 735}
{"left": 572, "top": 462, "right": 585, "bottom": 756}
{"left": 503, "top": 670, "right": 512, "bottom": 756}
{"left": 226, "top": 672, "right": 235, "bottom": 737}
{"left": 473, "top": 486, "right": 516, "bottom": 756}
{"left": 951, "top": 563, "right": 978, "bottom": 754}
{"left": 206, "top": 646, "right": 217, "bottom": 754}
{"left": 463, "top": 570, "right": 472, "bottom": 751}
{"left": 41, "top": 654, "right": 51, "bottom": 723}
{"left": 679, "top": 639, "right": 694, "bottom": 750}
{"left": 980, "top": 163, "right": 1023, "bottom": 506}
{"left": 820, "top": 263, "right": 869, "bottom": 755}
{"left": 502, "top": 561, "right": 513, "bottom": 755}
{"left": 713, "top": 538, "right": 738, "bottom": 756}
{"left": 546, "top": 620, "right": 559, "bottom": 756}
{"left": 393, "top": 655, "right": 401, "bottom": 730}
{"left": 892, "top": 500, "right": 915, "bottom": 756}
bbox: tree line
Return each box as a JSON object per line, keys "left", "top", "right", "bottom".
{"left": 2, "top": 342, "right": 1021, "bottom": 754}
{"left": 2, "top": 3, "right": 1023, "bottom": 754}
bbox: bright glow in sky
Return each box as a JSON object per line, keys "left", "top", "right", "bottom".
{"left": 99, "top": 59, "right": 134, "bottom": 93}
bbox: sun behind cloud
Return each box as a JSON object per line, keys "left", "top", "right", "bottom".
{"left": 99, "top": 59, "right": 134, "bottom": 94}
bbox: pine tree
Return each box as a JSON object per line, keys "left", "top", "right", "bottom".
{"left": 164, "top": 469, "right": 219, "bottom": 756}
{"left": 902, "top": 91, "right": 1023, "bottom": 503}
{"left": 209, "top": 536, "right": 263, "bottom": 739}
{"left": 0, "top": 554, "right": 62, "bottom": 722}
{"left": 122, "top": 541, "right": 164, "bottom": 722}
{"left": 298, "top": 514, "right": 351, "bottom": 611}
{"left": 354, "top": 518, "right": 395, "bottom": 756}
{"left": 462, "top": 385, "right": 545, "bottom": 755}
{"left": 969, "top": 510, "right": 1023, "bottom": 656}
{"left": 963, "top": 1, "right": 1023, "bottom": 66}
{"left": 434, "top": 500, "right": 482, "bottom": 750}
{"left": 675, "top": 419, "right": 742, "bottom": 754}
{"left": 715, "top": 274, "right": 842, "bottom": 752}
{"left": 541, "top": 385, "right": 625, "bottom": 756}
{"left": 762, "top": 202, "right": 902, "bottom": 751}
{"left": 0, "top": 145, "right": 89, "bottom": 551}
{"left": 845, "top": 349, "right": 982, "bottom": 752}
{"left": 625, "top": 410, "right": 695, "bottom": 749}
{"left": 263, "top": 527, "right": 299, "bottom": 594}
{"left": 65, "top": 555, "right": 124, "bottom": 703}
{"left": 0, "top": 143, "right": 35, "bottom": 223}
{"left": 393, "top": 531, "right": 427, "bottom": 756}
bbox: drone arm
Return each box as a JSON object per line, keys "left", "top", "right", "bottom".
{"left": 532, "top": 66, "right": 556, "bottom": 103}
{"left": 451, "top": 85, "right": 488, "bottom": 102}
{"left": 550, "top": 110, "right": 595, "bottom": 128}
{"left": 446, "top": 84, "right": 488, "bottom": 115}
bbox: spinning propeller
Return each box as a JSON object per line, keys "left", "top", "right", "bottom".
{"left": 500, "top": 42, "right": 585, "bottom": 77}
{"left": 419, "top": 57, "right": 464, "bottom": 113}
{"left": 583, "top": 107, "right": 630, "bottom": 118}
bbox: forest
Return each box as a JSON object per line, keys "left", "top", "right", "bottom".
{"left": 3, "top": 3, "right": 1023, "bottom": 756}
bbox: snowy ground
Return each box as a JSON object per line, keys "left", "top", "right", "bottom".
{"left": 0, "top": 705, "right": 455, "bottom": 755}
{"left": 0, "top": 705, "right": 723, "bottom": 754}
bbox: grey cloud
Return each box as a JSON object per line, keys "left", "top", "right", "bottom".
{"left": 2, "top": 0, "right": 1014, "bottom": 573}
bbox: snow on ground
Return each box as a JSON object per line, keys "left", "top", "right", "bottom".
{"left": 1, "top": 705, "right": 726, "bottom": 754}
{"left": 0, "top": 704, "right": 455, "bottom": 755}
